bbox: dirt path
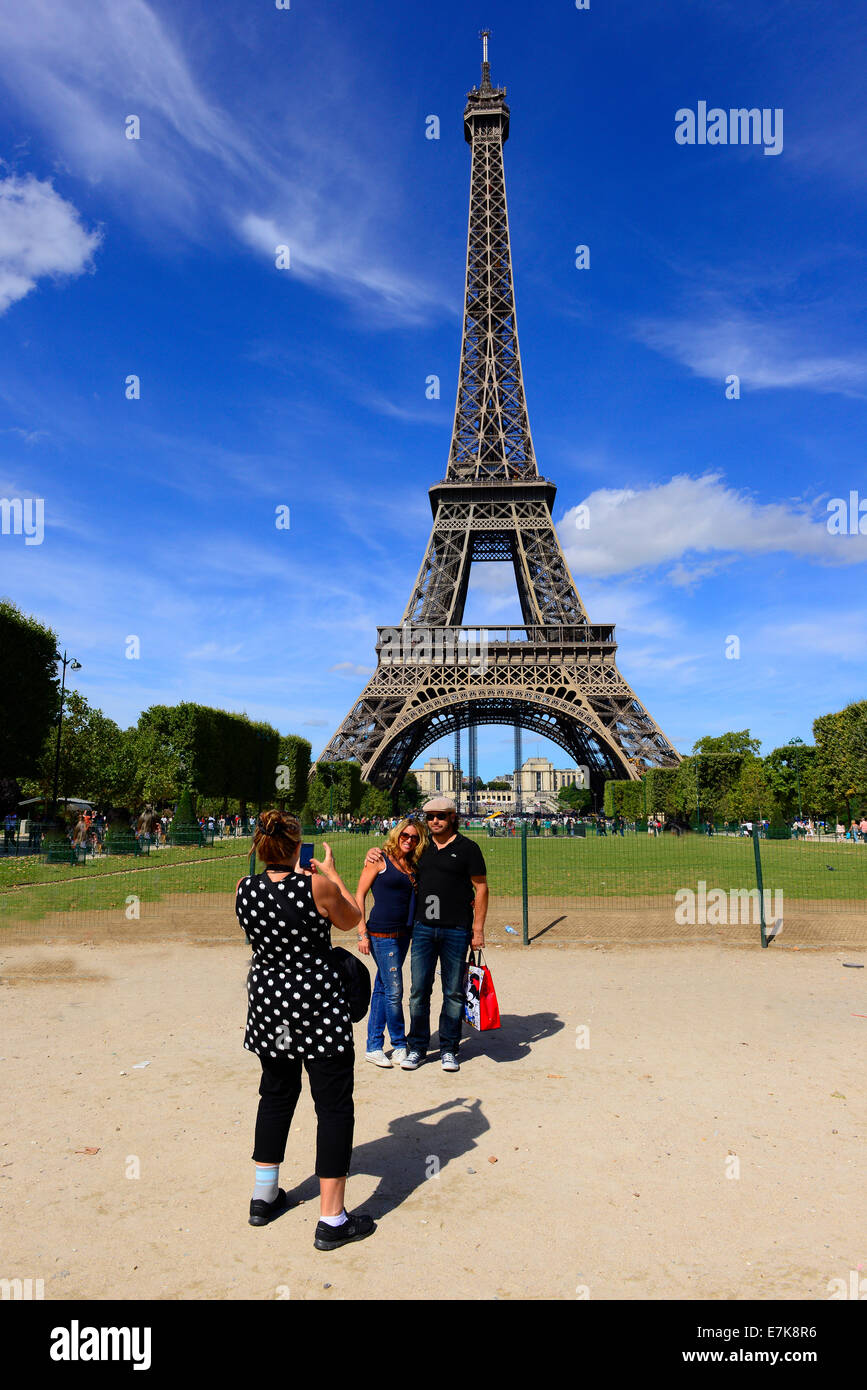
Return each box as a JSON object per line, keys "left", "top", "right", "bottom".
{"left": 1, "top": 933, "right": 864, "bottom": 1299}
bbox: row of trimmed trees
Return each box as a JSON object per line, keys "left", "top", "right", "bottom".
{"left": 604, "top": 719, "right": 867, "bottom": 824}
{"left": 0, "top": 600, "right": 419, "bottom": 822}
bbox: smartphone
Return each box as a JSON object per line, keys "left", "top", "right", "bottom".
{"left": 298, "top": 843, "right": 314, "bottom": 870}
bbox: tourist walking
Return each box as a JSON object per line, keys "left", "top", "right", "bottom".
{"left": 236, "top": 809, "right": 375, "bottom": 1251}
{"left": 364, "top": 796, "right": 487, "bottom": 1072}
{"left": 355, "top": 817, "right": 429, "bottom": 1068}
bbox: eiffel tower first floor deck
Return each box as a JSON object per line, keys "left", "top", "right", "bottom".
{"left": 317, "top": 657, "right": 682, "bottom": 794}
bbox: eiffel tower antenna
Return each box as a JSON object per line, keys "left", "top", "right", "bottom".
{"left": 480, "top": 28, "right": 491, "bottom": 88}
{"left": 315, "top": 41, "right": 681, "bottom": 798}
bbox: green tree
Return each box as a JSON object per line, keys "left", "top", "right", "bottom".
{"left": 0, "top": 601, "right": 59, "bottom": 781}
{"left": 398, "top": 772, "right": 421, "bottom": 813}
{"left": 643, "top": 768, "right": 678, "bottom": 816}
{"left": 813, "top": 701, "right": 867, "bottom": 820}
{"left": 671, "top": 753, "right": 747, "bottom": 824}
{"left": 308, "top": 761, "right": 361, "bottom": 819}
{"left": 19, "top": 690, "right": 134, "bottom": 806}
{"left": 171, "top": 788, "right": 198, "bottom": 839}
{"left": 559, "top": 784, "right": 591, "bottom": 812}
{"left": 360, "top": 781, "right": 391, "bottom": 819}
{"left": 274, "top": 735, "right": 312, "bottom": 814}
{"left": 724, "top": 759, "right": 780, "bottom": 823}
{"left": 602, "top": 781, "right": 643, "bottom": 818}
{"left": 764, "top": 744, "right": 817, "bottom": 819}
{"left": 692, "top": 730, "right": 762, "bottom": 757}
{"left": 136, "top": 704, "right": 280, "bottom": 809}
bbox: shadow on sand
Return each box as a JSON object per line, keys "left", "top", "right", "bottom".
{"left": 290, "top": 1097, "right": 489, "bottom": 1219}
{"left": 288, "top": 1012, "right": 563, "bottom": 1218}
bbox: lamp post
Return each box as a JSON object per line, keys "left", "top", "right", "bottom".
{"left": 49, "top": 651, "right": 82, "bottom": 821}
{"left": 789, "top": 737, "right": 804, "bottom": 821}
{"left": 694, "top": 755, "right": 700, "bottom": 829}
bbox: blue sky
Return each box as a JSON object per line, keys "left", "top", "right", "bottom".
{"left": 0, "top": 0, "right": 865, "bottom": 781}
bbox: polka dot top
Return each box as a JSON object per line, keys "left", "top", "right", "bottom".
{"left": 235, "top": 871, "right": 353, "bottom": 1061}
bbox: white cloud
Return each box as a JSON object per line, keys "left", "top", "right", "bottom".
{"left": 635, "top": 311, "right": 867, "bottom": 398}
{"left": 558, "top": 473, "right": 867, "bottom": 578}
{"left": 0, "top": 175, "right": 101, "bottom": 312}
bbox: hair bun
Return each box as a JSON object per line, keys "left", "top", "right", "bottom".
{"left": 257, "top": 811, "right": 300, "bottom": 840}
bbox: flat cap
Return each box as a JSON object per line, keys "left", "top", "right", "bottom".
{"left": 422, "top": 796, "right": 456, "bottom": 813}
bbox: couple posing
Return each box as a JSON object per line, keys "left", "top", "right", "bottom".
{"left": 235, "top": 798, "right": 487, "bottom": 1253}
{"left": 356, "top": 796, "right": 488, "bottom": 1074}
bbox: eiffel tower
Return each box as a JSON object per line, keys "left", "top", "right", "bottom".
{"left": 317, "top": 34, "right": 680, "bottom": 798}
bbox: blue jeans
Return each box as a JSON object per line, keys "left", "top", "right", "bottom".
{"left": 407, "top": 922, "right": 473, "bottom": 1057}
{"left": 366, "top": 934, "right": 411, "bottom": 1051}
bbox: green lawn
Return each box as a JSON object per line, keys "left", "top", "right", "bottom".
{"left": 1, "top": 832, "right": 864, "bottom": 927}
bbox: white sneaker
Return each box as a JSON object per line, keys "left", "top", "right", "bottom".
{"left": 391, "top": 1048, "right": 408, "bottom": 1066}
{"left": 441, "top": 1051, "right": 460, "bottom": 1072}
{"left": 365, "top": 1049, "right": 392, "bottom": 1068}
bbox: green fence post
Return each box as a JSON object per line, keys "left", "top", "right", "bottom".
{"left": 249, "top": 844, "right": 257, "bottom": 878}
{"left": 752, "top": 826, "right": 768, "bottom": 948}
{"left": 521, "top": 820, "right": 529, "bottom": 946}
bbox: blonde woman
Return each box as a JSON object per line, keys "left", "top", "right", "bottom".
{"left": 355, "top": 816, "right": 429, "bottom": 1068}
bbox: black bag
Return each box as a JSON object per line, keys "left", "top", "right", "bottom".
{"left": 332, "top": 946, "right": 371, "bottom": 1023}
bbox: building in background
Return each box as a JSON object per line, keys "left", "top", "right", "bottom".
{"left": 411, "top": 756, "right": 587, "bottom": 814}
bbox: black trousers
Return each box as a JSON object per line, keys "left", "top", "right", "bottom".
{"left": 252, "top": 1050, "right": 355, "bottom": 1178}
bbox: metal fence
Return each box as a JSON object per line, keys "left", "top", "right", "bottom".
{"left": 1, "top": 826, "right": 865, "bottom": 948}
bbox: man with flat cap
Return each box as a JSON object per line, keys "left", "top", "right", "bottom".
{"left": 364, "top": 796, "right": 488, "bottom": 1071}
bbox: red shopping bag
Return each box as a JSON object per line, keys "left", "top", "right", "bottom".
{"left": 463, "top": 949, "right": 501, "bottom": 1031}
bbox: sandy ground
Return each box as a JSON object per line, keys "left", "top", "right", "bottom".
{"left": 1, "top": 909, "right": 865, "bottom": 1301}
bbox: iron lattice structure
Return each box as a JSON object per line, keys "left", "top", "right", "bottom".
{"left": 316, "top": 37, "right": 681, "bottom": 798}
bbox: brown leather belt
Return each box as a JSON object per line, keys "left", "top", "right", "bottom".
{"left": 367, "top": 930, "right": 410, "bottom": 939}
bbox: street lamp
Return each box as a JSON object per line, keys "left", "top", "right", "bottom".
{"left": 694, "top": 755, "right": 701, "bottom": 829}
{"left": 49, "top": 651, "right": 82, "bottom": 820}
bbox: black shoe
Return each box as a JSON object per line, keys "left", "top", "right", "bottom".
{"left": 249, "top": 1187, "right": 291, "bottom": 1226}
{"left": 313, "top": 1211, "right": 376, "bottom": 1251}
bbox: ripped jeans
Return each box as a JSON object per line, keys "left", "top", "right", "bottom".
{"left": 366, "top": 933, "right": 411, "bottom": 1052}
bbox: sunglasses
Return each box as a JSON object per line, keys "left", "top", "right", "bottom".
{"left": 399, "top": 832, "right": 420, "bottom": 842}
{"left": 424, "top": 812, "right": 449, "bottom": 821}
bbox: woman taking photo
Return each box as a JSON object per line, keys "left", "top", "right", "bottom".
{"left": 236, "top": 809, "right": 375, "bottom": 1251}
{"left": 355, "top": 816, "right": 428, "bottom": 1069}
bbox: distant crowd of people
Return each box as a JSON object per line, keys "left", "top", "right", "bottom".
{"left": 4, "top": 805, "right": 867, "bottom": 857}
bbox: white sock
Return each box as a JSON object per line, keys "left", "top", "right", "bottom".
{"left": 253, "top": 1165, "right": 279, "bottom": 1204}
{"left": 320, "top": 1209, "right": 348, "bottom": 1227}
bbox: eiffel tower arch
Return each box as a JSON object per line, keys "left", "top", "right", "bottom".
{"left": 316, "top": 34, "right": 681, "bottom": 798}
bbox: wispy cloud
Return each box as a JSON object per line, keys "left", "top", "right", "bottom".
{"left": 635, "top": 309, "right": 867, "bottom": 398}
{"left": 0, "top": 0, "right": 445, "bottom": 324}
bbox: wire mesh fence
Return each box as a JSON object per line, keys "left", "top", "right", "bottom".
{"left": 1, "top": 825, "right": 865, "bottom": 948}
